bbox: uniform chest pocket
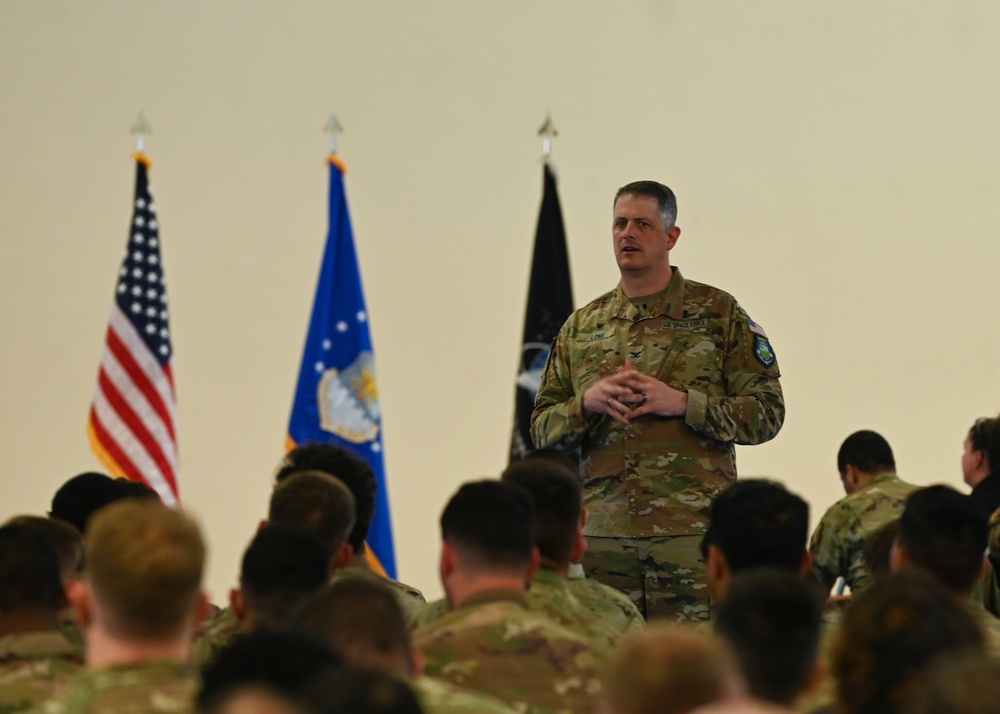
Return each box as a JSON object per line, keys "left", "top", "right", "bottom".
{"left": 571, "top": 328, "right": 620, "bottom": 382}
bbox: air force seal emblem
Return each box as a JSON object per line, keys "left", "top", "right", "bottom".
{"left": 317, "top": 350, "right": 381, "bottom": 443}
{"left": 754, "top": 336, "right": 776, "bottom": 368}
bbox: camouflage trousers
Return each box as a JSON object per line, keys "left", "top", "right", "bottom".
{"left": 581, "top": 535, "right": 710, "bottom": 622}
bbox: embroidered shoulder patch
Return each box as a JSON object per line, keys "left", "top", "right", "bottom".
{"left": 748, "top": 318, "right": 768, "bottom": 339}
{"left": 754, "top": 336, "right": 776, "bottom": 368}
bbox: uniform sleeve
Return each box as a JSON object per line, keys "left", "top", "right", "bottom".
{"left": 809, "top": 505, "right": 854, "bottom": 594}
{"left": 530, "top": 326, "right": 594, "bottom": 451}
{"left": 684, "top": 303, "right": 784, "bottom": 445}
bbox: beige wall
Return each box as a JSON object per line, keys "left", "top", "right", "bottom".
{"left": 2, "top": 1, "right": 999, "bottom": 603}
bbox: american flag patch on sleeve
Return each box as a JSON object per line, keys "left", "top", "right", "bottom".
{"left": 748, "top": 318, "right": 768, "bottom": 339}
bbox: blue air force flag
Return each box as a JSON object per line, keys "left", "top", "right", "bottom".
{"left": 287, "top": 155, "right": 396, "bottom": 578}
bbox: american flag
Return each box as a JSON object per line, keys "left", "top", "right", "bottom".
{"left": 86, "top": 153, "right": 179, "bottom": 505}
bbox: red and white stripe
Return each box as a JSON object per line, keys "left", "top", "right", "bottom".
{"left": 87, "top": 304, "right": 178, "bottom": 505}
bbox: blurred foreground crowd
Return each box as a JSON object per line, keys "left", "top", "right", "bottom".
{"left": 4, "top": 418, "right": 1000, "bottom": 714}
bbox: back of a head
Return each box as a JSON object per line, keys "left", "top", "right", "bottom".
{"left": 86, "top": 500, "right": 205, "bottom": 639}
{"left": 501, "top": 459, "right": 581, "bottom": 567}
{"left": 199, "top": 629, "right": 342, "bottom": 711}
{"left": 50, "top": 472, "right": 124, "bottom": 533}
{"left": 897, "top": 485, "right": 987, "bottom": 593}
{"left": 276, "top": 444, "right": 374, "bottom": 552}
{"left": 831, "top": 572, "right": 985, "bottom": 714}
{"left": 0, "top": 524, "right": 66, "bottom": 614}
{"left": 606, "top": 624, "right": 743, "bottom": 714}
{"left": 302, "top": 667, "right": 424, "bottom": 714}
{"left": 240, "top": 524, "right": 329, "bottom": 628}
{"left": 6, "top": 514, "right": 83, "bottom": 583}
{"left": 713, "top": 569, "right": 823, "bottom": 707}
{"left": 905, "top": 650, "right": 1000, "bottom": 714}
{"left": 440, "top": 480, "right": 535, "bottom": 574}
{"left": 198, "top": 685, "right": 307, "bottom": 714}
{"left": 268, "top": 471, "right": 356, "bottom": 558}
{"left": 981, "top": 415, "right": 1000, "bottom": 476}
{"left": 700, "top": 480, "right": 808, "bottom": 573}
{"left": 837, "top": 430, "right": 895, "bottom": 476}
{"left": 291, "top": 577, "right": 412, "bottom": 675}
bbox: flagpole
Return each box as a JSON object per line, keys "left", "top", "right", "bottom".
{"left": 130, "top": 111, "right": 152, "bottom": 154}
{"left": 538, "top": 113, "right": 558, "bottom": 160}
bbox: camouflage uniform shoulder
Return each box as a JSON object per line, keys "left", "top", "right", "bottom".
{"left": 192, "top": 606, "right": 240, "bottom": 669}
{"left": 409, "top": 598, "right": 450, "bottom": 631}
{"left": 0, "top": 632, "right": 82, "bottom": 714}
{"left": 411, "top": 675, "right": 518, "bottom": 714}
{"left": 676, "top": 276, "right": 740, "bottom": 308}
{"left": 414, "top": 590, "right": 604, "bottom": 714}
{"left": 334, "top": 566, "right": 427, "bottom": 620}
{"left": 565, "top": 574, "right": 645, "bottom": 636}
{"left": 559, "top": 288, "right": 620, "bottom": 337}
{"left": 526, "top": 570, "right": 619, "bottom": 655}
{"left": 35, "top": 661, "right": 196, "bottom": 714}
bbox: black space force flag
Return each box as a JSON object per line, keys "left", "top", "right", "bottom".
{"left": 510, "top": 163, "right": 574, "bottom": 460}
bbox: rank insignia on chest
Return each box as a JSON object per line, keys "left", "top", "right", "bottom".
{"left": 629, "top": 350, "right": 642, "bottom": 360}
{"left": 754, "top": 336, "right": 776, "bottom": 368}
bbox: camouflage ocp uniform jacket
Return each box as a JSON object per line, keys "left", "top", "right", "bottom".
{"left": 413, "top": 590, "right": 604, "bottom": 714}
{"left": 33, "top": 660, "right": 196, "bottom": 714}
{"left": 531, "top": 268, "right": 784, "bottom": 538}
{"left": 808, "top": 472, "right": 918, "bottom": 594}
{"left": 0, "top": 631, "right": 82, "bottom": 714}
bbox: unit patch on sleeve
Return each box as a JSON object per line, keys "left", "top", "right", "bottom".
{"left": 754, "top": 336, "right": 776, "bottom": 368}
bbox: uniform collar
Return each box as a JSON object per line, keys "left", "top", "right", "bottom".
{"left": 455, "top": 588, "right": 529, "bottom": 611}
{"left": 611, "top": 266, "right": 687, "bottom": 321}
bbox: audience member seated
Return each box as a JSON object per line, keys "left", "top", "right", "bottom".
{"left": 903, "top": 649, "right": 1000, "bottom": 714}
{"left": 809, "top": 431, "right": 917, "bottom": 597}
{"left": 413, "top": 480, "right": 604, "bottom": 714}
{"left": 301, "top": 667, "right": 425, "bottom": 714}
{"left": 829, "top": 572, "right": 985, "bottom": 714}
{"left": 229, "top": 523, "right": 329, "bottom": 634}
{"left": 292, "top": 577, "right": 515, "bottom": 714}
{"left": 44, "top": 500, "right": 208, "bottom": 714}
{"left": 414, "top": 458, "right": 637, "bottom": 653}
{"left": 604, "top": 624, "right": 744, "bottom": 714}
{"left": 49, "top": 472, "right": 157, "bottom": 535}
{"left": 700, "top": 479, "right": 812, "bottom": 606}
{"left": 0, "top": 524, "right": 83, "bottom": 712}
{"left": 6, "top": 514, "right": 86, "bottom": 654}
{"left": 195, "top": 470, "right": 355, "bottom": 665}
{"left": 963, "top": 416, "right": 1000, "bottom": 518}
{"left": 889, "top": 484, "right": 999, "bottom": 648}
{"left": 522, "top": 449, "right": 645, "bottom": 633}
{"left": 713, "top": 569, "right": 823, "bottom": 711}
{"left": 276, "top": 443, "right": 425, "bottom": 614}
{"left": 198, "top": 629, "right": 341, "bottom": 713}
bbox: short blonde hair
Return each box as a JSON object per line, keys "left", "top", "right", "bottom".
{"left": 605, "top": 624, "right": 744, "bottom": 714}
{"left": 86, "top": 500, "right": 205, "bottom": 638}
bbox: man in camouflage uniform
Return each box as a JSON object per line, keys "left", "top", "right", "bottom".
{"left": 193, "top": 470, "right": 356, "bottom": 666}
{"left": 39, "top": 500, "right": 207, "bottom": 714}
{"left": 890, "top": 485, "right": 1000, "bottom": 652}
{"left": 276, "top": 444, "right": 426, "bottom": 618}
{"left": 809, "top": 431, "right": 917, "bottom": 596}
{"left": 0, "top": 525, "right": 83, "bottom": 713}
{"left": 412, "top": 459, "right": 643, "bottom": 651}
{"left": 293, "top": 577, "right": 517, "bottom": 714}
{"left": 414, "top": 481, "right": 604, "bottom": 714}
{"left": 531, "top": 180, "right": 784, "bottom": 621}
